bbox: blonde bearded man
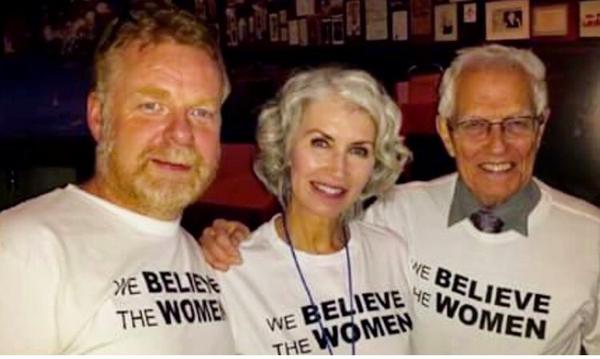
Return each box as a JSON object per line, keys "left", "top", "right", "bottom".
{"left": 0, "top": 5, "right": 234, "bottom": 354}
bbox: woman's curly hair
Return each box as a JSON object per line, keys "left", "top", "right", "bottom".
{"left": 254, "top": 66, "right": 412, "bottom": 220}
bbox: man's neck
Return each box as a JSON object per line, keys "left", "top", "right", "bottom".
{"left": 448, "top": 176, "right": 541, "bottom": 235}
{"left": 81, "top": 176, "right": 181, "bottom": 221}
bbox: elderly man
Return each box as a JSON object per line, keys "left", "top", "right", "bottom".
{"left": 201, "top": 44, "right": 600, "bottom": 354}
{"left": 0, "top": 6, "right": 234, "bottom": 354}
{"left": 365, "top": 44, "right": 600, "bottom": 354}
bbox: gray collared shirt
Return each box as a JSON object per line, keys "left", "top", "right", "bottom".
{"left": 447, "top": 177, "right": 541, "bottom": 236}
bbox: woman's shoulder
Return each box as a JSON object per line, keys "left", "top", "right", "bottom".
{"left": 349, "top": 219, "right": 408, "bottom": 250}
{"left": 239, "top": 214, "right": 281, "bottom": 252}
{"left": 349, "top": 219, "right": 411, "bottom": 281}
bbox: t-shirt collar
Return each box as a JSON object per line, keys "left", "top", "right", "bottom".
{"left": 67, "top": 184, "right": 181, "bottom": 236}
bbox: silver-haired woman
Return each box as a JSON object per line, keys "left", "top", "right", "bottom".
{"left": 212, "top": 67, "right": 414, "bottom": 354}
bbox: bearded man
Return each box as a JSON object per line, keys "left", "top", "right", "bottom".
{"left": 0, "top": 5, "right": 234, "bottom": 354}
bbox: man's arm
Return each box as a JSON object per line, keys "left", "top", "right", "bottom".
{"left": 199, "top": 188, "right": 407, "bottom": 271}
{"left": 199, "top": 219, "right": 250, "bottom": 271}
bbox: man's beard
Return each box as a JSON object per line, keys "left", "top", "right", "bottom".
{"left": 96, "top": 122, "right": 217, "bottom": 218}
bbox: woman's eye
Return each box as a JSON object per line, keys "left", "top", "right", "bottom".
{"left": 349, "top": 146, "right": 369, "bottom": 157}
{"left": 310, "top": 138, "right": 329, "bottom": 148}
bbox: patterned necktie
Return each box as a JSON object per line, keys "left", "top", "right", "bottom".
{"left": 469, "top": 209, "right": 504, "bottom": 233}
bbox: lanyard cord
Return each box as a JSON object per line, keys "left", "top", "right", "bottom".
{"left": 282, "top": 215, "right": 356, "bottom": 355}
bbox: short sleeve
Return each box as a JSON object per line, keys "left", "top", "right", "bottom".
{"left": 0, "top": 224, "right": 60, "bottom": 354}
{"left": 582, "top": 264, "right": 600, "bottom": 354}
{"left": 364, "top": 189, "right": 407, "bottom": 239}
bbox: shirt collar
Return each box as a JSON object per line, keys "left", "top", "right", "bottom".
{"left": 447, "top": 177, "right": 541, "bottom": 236}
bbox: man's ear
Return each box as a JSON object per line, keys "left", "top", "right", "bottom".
{"left": 87, "top": 92, "right": 103, "bottom": 142}
{"left": 436, "top": 115, "right": 456, "bottom": 158}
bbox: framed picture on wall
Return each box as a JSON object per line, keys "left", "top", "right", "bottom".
{"left": 485, "top": 0, "right": 530, "bottom": 40}
{"left": 392, "top": 10, "right": 408, "bottom": 41}
{"left": 279, "top": 10, "right": 289, "bottom": 42}
{"left": 253, "top": 3, "right": 268, "bottom": 41}
{"left": 269, "top": 12, "right": 279, "bottom": 42}
{"left": 225, "top": 7, "right": 238, "bottom": 46}
{"left": 532, "top": 4, "right": 568, "bottom": 37}
{"left": 463, "top": 2, "right": 477, "bottom": 23}
{"left": 410, "top": 0, "right": 433, "bottom": 36}
{"left": 345, "top": 0, "right": 362, "bottom": 37}
{"left": 332, "top": 14, "right": 345, "bottom": 44}
{"left": 365, "top": 0, "right": 388, "bottom": 40}
{"left": 288, "top": 19, "right": 299, "bottom": 45}
{"left": 434, "top": 3, "right": 458, "bottom": 41}
{"left": 580, "top": 0, "right": 600, "bottom": 37}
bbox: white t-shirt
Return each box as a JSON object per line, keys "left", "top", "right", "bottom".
{"left": 217, "top": 215, "right": 413, "bottom": 355}
{"left": 0, "top": 185, "right": 234, "bottom": 354}
{"left": 365, "top": 173, "right": 600, "bottom": 354}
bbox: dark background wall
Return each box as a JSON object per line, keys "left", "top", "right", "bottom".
{"left": 1, "top": 0, "right": 599, "bottom": 217}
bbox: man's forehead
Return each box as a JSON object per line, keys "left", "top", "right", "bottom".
{"left": 106, "top": 40, "right": 223, "bottom": 98}
{"left": 457, "top": 63, "right": 532, "bottom": 91}
{"left": 455, "top": 68, "right": 533, "bottom": 108}
{"left": 111, "top": 39, "right": 216, "bottom": 71}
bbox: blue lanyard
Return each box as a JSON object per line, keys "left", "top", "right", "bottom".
{"left": 282, "top": 215, "right": 356, "bottom": 355}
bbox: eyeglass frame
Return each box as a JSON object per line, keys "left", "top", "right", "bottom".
{"left": 445, "top": 114, "right": 547, "bottom": 140}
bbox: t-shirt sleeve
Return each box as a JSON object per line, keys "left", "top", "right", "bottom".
{"left": 582, "top": 267, "right": 600, "bottom": 354}
{"left": 363, "top": 190, "right": 407, "bottom": 239}
{"left": 0, "top": 225, "right": 60, "bottom": 354}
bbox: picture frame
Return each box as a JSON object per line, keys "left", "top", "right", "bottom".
{"left": 532, "top": 4, "right": 568, "bottom": 37}
{"left": 365, "top": 0, "right": 388, "bottom": 40}
{"left": 195, "top": 0, "right": 208, "bottom": 20}
{"left": 463, "top": 2, "right": 477, "bottom": 24}
{"left": 225, "top": 7, "right": 238, "bottom": 46}
{"left": 332, "top": 14, "right": 345, "bottom": 44}
{"left": 298, "top": 18, "right": 309, "bottom": 46}
{"left": 410, "top": 0, "right": 433, "bottom": 37}
{"left": 269, "top": 12, "right": 279, "bottom": 42}
{"left": 392, "top": 10, "right": 409, "bottom": 41}
{"left": 296, "top": 0, "right": 315, "bottom": 17}
{"left": 345, "top": 0, "right": 362, "bottom": 37}
{"left": 279, "top": 10, "right": 289, "bottom": 43}
{"left": 485, "top": 0, "right": 530, "bottom": 41}
{"left": 580, "top": 0, "right": 600, "bottom": 37}
{"left": 194, "top": 0, "right": 217, "bottom": 21}
{"left": 288, "top": 19, "right": 299, "bottom": 45}
{"left": 434, "top": 3, "right": 458, "bottom": 41}
{"left": 321, "top": 17, "right": 332, "bottom": 44}
{"left": 253, "top": 4, "right": 268, "bottom": 41}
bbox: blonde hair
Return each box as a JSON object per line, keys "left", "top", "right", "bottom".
{"left": 92, "top": 3, "right": 229, "bottom": 102}
{"left": 254, "top": 67, "right": 412, "bottom": 220}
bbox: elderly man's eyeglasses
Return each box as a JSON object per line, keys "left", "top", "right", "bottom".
{"left": 447, "top": 115, "right": 544, "bottom": 140}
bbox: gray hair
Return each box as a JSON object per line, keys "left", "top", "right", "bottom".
{"left": 438, "top": 44, "right": 548, "bottom": 118}
{"left": 254, "top": 67, "right": 412, "bottom": 220}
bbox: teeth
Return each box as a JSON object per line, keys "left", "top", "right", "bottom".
{"left": 481, "top": 163, "right": 512, "bottom": 172}
{"left": 313, "top": 182, "right": 343, "bottom": 195}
